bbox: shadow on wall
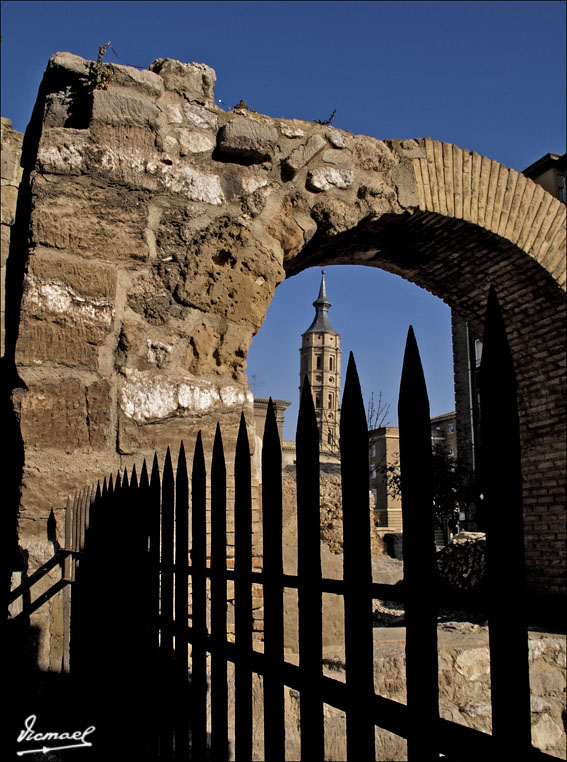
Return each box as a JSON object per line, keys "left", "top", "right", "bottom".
{"left": 7, "top": 543, "right": 199, "bottom": 761}
{"left": 2, "top": 63, "right": 56, "bottom": 610}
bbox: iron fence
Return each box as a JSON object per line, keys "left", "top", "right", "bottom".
{"left": 12, "top": 288, "right": 563, "bottom": 761}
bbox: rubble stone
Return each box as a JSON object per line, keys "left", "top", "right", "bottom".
{"left": 306, "top": 167, "right": 355, "bottom": 191}
{"left": 217, "top": 117, "right": 279, "bottom": 163}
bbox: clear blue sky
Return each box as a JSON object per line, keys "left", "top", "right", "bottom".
{"left": 1, "top": 1, "right": 565, "bottom": 439}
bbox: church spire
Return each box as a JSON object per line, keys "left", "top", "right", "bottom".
{"left": 299, "top": 270, "right": 342, "bottom": 459}
{"left": 305, "top": 270, "right": 334, "bottom": 333}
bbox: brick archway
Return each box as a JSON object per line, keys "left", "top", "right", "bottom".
{"left": 4, "top": 54, "right": 565, "bottom": 660}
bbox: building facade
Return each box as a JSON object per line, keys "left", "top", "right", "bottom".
{"left": 299, "top": 271, "right": 342, "bottom": 458}
{"left": 430, "top": 411, "right": 458, "bottom": 457}
{"left": 369, "top": 412, "right": 457, "bottom": 533}
{"left": 368, "top": 427, "right": 403, "bottom": 530}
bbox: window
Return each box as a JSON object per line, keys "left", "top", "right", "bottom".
{"left": 316, "top": 394, "right": 321, "bottom": 408}
{"left": 316, "top": 356, "right": 322, "bottom": 370}
{"left": 329, "top": 356, "right": 334, "bottom": 371}
{"left": 328, "top": 393, "right": 333, "bottom": 409}
{"left": 328, "top": 431, "right": 333, "bottom": 445}
{"left": 474, "top": 339, "right": 483, "bottom": 368}
{"left": 371, "top": 443, "right": 376, "bottom": 458}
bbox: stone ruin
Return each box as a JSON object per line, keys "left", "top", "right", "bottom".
{"left": 2, "top": 52, "right": 566, "bottom": 757}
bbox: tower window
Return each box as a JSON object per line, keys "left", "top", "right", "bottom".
{"left": 316, "top": 356, "right": 322, "bottom": 370}
{"left": 328, "top": 431, "right": 332, "bottom": 445}
{"left": 329, "top": 356, "right": 334, "bottom": 371}
{"left": 315, "top": 394, "right": 321, "bottom": 408}
{"left": 328, "top": 393, "right": 333, "bottom": 409}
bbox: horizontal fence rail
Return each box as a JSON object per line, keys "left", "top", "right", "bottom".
{"left": 42, "top": 288, "right": 562, "bottom": 761}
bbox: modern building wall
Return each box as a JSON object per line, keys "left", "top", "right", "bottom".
{"left": 369, "top": 427, "right": 403, "bottom": 530}
{"left": 430, "top": 411, "right": 457, "bottom": 457}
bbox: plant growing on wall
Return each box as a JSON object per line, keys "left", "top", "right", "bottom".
{"left": 87, "top": 41, "right": 114, "bottom": 90}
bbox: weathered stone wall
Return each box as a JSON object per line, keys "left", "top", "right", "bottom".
{"left": 3, "top": 52, "right": 566, "bottom": 664}
{"left": 241, "top": 628, "right": 566, "bottom": 760}
{"left": 1, "top": 117, "right": 24, "bottom": 356}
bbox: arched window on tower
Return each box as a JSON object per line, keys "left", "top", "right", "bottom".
{"left": 328, "top": 430, "right": 333, "bottom": 445}
{"left": 315, "top": 394, "right": 321, "bottom": 408}
{"left": 328, "top": 393, "right": 333, "bottom": 409}
{"left": 329, "top": 356, "right": 334, "bottom": 371}
{"left": 316, "top": 355, "right": 322, "bottom": 370}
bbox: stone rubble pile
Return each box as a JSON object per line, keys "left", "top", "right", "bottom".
{"left": 436, "top": 532, "right": 487, "bottom": 592}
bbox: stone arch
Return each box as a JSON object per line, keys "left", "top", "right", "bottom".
{"left": 5, "top": 53, "right": 565, "bottom": 641}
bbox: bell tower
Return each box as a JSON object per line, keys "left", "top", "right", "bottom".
{"left": 299, "top": 271, "right": 342, "bottom": 454}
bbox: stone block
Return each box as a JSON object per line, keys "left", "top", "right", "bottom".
{"left": 85, "top": 379, "right": 114, "bottom": 449}
{"left": 36, "top": 134, "right": 88, "bottom": 175}
{"left": 532, "top": 714, "right": 564, "bottom": 753}
{"left": 1, "top": 223, "right": 11, "bottom": 265}
{"left": 15, "top": 254, "right": 116, "bottom": 368}
{"left": 182, "top": 104, "right": 218, "bottom": 131}
{"left": 176, "top": 130, "right": 216, "bottom": 154}
{"left": 26, "top": 252, "right": 117, "bottom": 305}
{"left": 391, "top": 159, "right": 420, "bottom": 208}
{"left": 279, "top": 122, "right": 305, "bottom": 139}
{"left": 117, "top": 405, "right": 249, "bottom": 460}
{"left": 1, "top": 185, "right": 19, "bottom": 225}
{"left": 1, "top": 144, "right": 22, "bottom": 181}
{"left": 217, "top": 118, "right": 279, "bottom": 163}
{"left": 91, "top": 90, "right": 160, "bottom": 128}
{"left": 282, "top": 134, "right": 326, "bottom": 177}
{"left": 106, "top": 62, "right": 164, "bottom": 97}
{"left": 150, "top": 58, "right": 216, "bottom": 106}
{"left": 30, "top": 176, "right": 150, "bottom": 261}
{"left": 15, "top": 320, "right": 101, "bottom": 369}
{"left": 266, "top": 196, "right": 306, "bottom": 260}
{"left": 47, "top": 51, "right": 91, "bottom": 79}
{"left": 17, "top": 450, "right": 125, "bottom": 535}
{"left": 117, "top": 370, "right": 254, "bottom": 456}
{"left": 325, "top": 127, "right": 349, "bottom": 149}
{"left": 157, "top": 164, "right": 224, "bottom": 204}
{"left": 16, "top": 380, "right": 90, "bottom": 450}
{"left": 306, "top": 167, "right": 354, "bottom": 192}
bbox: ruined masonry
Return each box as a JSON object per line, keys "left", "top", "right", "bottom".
{"left": 2, "top": 53, "right": 566, "bottom": 675}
